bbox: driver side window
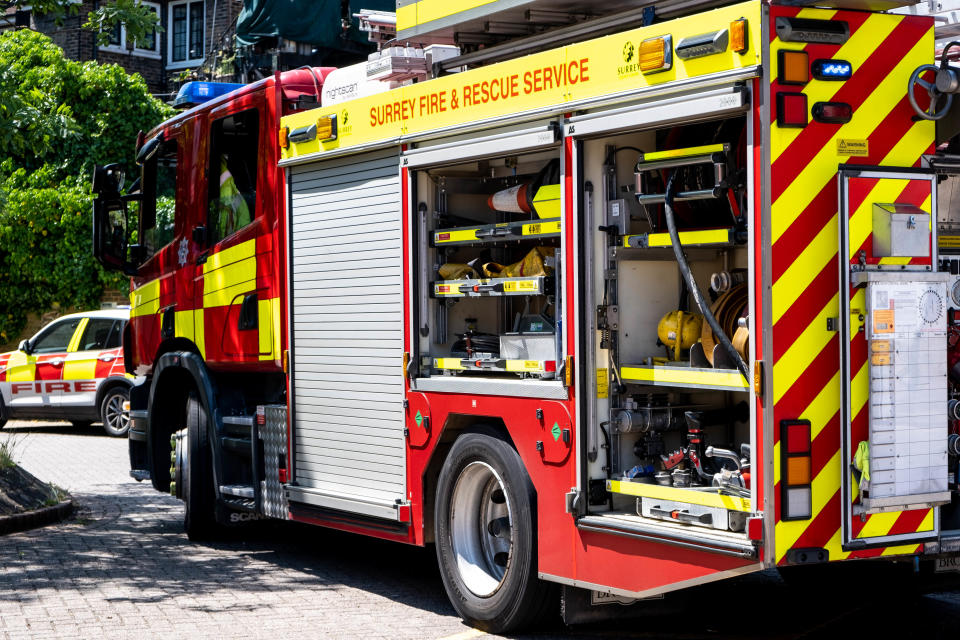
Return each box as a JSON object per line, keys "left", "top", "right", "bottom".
{"left": 31, "top": 318, "right": 82, "bottom": 354}
{"left": 140, "top": 138, "right": 179, "bottom": 259}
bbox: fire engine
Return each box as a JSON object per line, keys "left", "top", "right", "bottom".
{"left": 93, "top": 0, "right": 960, "bottom": 631}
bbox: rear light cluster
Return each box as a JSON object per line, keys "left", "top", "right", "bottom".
{"left": 776, "top": 48, "right": 854, "bottom": 128}
{"left": 782, "top": 419, "right": 813, "bottom": 520}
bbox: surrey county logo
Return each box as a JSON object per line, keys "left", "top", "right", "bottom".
{"left": 618, "top": 40, "right": 640, "bottom": 78}
{"left": 339, "top": 108, "right": 352, "bottom": 136}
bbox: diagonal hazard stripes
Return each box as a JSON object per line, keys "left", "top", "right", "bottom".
{"left": 769, "top": 7, "right": 937, "bottom": 563}
{"left": 770, "top": 26, "right": 934, "bottom": 247}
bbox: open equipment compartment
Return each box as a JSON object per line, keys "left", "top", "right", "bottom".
{"left": 408, "top": 127, "right": 565, "bottom": 384}
{"left": 577, "top": 100, "right": 758, "bottom": 546}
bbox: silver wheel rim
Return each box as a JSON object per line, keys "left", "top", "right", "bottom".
{"left": 450, "top": 461, "right": 513, "bottom": 597}
{"left": 105, "top": 393, "right": 128, "bottom": 433}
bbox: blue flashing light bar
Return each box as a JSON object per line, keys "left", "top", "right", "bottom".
{"left": 173, "top": 81, "right": 246, "bottom": 108}
{"left": 812, "top": 59, "right": 852, "bottom": 81}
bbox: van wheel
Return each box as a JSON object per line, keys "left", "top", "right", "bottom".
{"left": 100, "top": 387, "right": 130, "bottom": 437}
{"left": 435, "top": 431, "right": 554, "bottom": 633}
{"left": 0, "top": 396, "right": 7, "bottom": 429}
{"left": 181, "top": 394, "right": 217, "bottom": 541}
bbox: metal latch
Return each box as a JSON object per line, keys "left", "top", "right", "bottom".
{"left": 565, "top": 488, "right": 584, "bottom": 516}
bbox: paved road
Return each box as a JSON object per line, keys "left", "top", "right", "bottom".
{"left": 1, "top": 421, "right": 959, "bottom": 640}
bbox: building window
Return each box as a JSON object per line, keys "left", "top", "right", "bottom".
{"left": 169, "top": 0, "right": 205, "bottom": 68}
{"left": 99, "top": 2, "right": 160, "bottom": 59}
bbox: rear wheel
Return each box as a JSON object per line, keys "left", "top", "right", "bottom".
{"left": 0, "top": 396, "right": 7, "bottom": 429}
{"left": 435, "top": 431, "right": 554, "bottom": 633}
{"left": 99, "top": 386, "right": 130, "bottom": 437}
{"left": 180, "top": 394, "right": 218, "bottom": 541}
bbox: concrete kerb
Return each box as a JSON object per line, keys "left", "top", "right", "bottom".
{"left": 0, "top": 499, "right": 74, "bottom": 536}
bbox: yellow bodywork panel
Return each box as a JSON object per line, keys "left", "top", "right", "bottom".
{"left": 282, "top": 1, "right": 762, "bottom": 159}
{"left": 607, "top": 479, "right": 753, "bottom": 513}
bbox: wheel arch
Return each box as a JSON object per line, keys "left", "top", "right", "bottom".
{"left": 146, "top": 351, "right": 220, "bottom": 494}
{"left": 94, "top": 375, "right": 134, "bottom": 410}
{"left": 421, "top": 415, "right": 518, "bottom": 544}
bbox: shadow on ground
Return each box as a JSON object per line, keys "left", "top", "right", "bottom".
{"left": 0, "top": 436, "right": 958, "bottom": 639}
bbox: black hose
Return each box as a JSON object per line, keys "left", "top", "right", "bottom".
{"left": 599, "top": 422, "right": 614, "bottom": 509}
{"left": 663, "top": 172, "right": 748, "bottom": 380}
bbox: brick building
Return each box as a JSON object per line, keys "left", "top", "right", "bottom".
{"left": 2, "top": 1, "right": 390, "bottom": 98}
{"left": 2, "top": 1, "right": 244, "bottom": 96}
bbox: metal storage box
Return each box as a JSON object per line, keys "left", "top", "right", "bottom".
{"left": 499, "top": 333, "right": 556, "bottom": 360}
{"left": 872, "top": 203, "right": 930, "bottom": 258}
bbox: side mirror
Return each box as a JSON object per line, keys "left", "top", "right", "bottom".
{"left": 92, "top": 195, "right": 130, "bottom": 272}
{"left": 18, "top": 339, "right": 31, "bottom": 354}
{"left": 92, "top": 164, "right": 124, "bottom": 198}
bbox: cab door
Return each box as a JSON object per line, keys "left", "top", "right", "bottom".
{"left": 195, "top": 101, "right": 276, "bottom": 366}
{"left": 3, "top": 316, "right": 83, "bottom": 411}
{"left": 62, "top": 317, "right": 124, "bottom": 409}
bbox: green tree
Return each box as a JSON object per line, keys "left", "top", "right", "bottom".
{"left": 3, "top": 0, "right": 161, "bottom": 47}
{"left": 0, "top": 30, "right": 174, "bottom": 343}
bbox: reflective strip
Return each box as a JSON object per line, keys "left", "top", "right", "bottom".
{"left": 433, "top": 358, "right": 465, "bottom": 370}
{"left": 5, "top": 351, "right": 35, "bottom": 381}
{"left": 628, "top": 228, "right": 733, "bottom": 248}
{"left": 504, "top": 360, "right": 546, "bottom": 373}
{"left": 607, "top": 479, "right": 752, "bottom": 512}
{"left": 175, "top": 310, "right": 194, "bottom": 343}
{"left": 641, "top": 143, "right": 725, "bottom": 162}
{"left": 66, "top": 318, "right": 88, "bottom": 353}
{"left": 194, "top": 308, "right": 206, "bottom": 359}
{"left": 202, "top": 238, "right": 256, "bottom": 274}
{"left": 62, "top": 353, "right": 96, "bottom": 382}
{"left": 621, "top": 365, "right": 749, "bottom": 389}
{"left": 203, "top": 256, "right": 257, "bottom": 308}
{"left": 522, "top": 220, "right": 561, "bottom": 236}
{"left": 435, "top": 228, "right": 482, "bottom": 243}
{"left": 130, "top": 279, "right": 161, "bottom": 318}
{"left": 258, "top": 297, "right": 280, "bottom": 361}
{"left": 397, "top": 0, "right": 497, "bottom": 30}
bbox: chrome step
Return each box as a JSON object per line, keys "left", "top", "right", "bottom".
{"left": 219, "top": 484, "right": 255, "bottom": 498}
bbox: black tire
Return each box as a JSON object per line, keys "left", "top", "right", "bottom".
{"left": 99, "top": 386, "right": 130, "bottom": 437}
{"left": 182, "top": 393, "right": 218, "bottom": 541}
{"left": 434, "top": 431, "right": 554, "bottom": 633}
{"left": 70, "top": 420, "right": 93, "bottom": 429}
{"left": 0, "top": 396, "right": 7, "bottom": 429}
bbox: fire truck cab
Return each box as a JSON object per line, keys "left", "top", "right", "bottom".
{"left": 95, "top": 0, "right": 960, "bottom": 632}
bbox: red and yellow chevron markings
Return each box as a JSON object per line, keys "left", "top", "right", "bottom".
{"left": 768, "top": 6, "right": 936, "bottom": 563}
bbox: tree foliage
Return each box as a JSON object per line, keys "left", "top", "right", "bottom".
{"left": 3, "top": 0, "right": 161, "bottom": 48}
{"left": 0, "top": 30, "right": 174, "bottom": 343}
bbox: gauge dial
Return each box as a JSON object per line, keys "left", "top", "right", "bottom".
{"left": 919, "top": 289, "right": 943, "bottom": 324}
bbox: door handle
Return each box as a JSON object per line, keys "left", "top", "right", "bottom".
{"left": 98, "top": 355, "right": 115, "bottom": 362}
{"left": 49, "top": 359, "right": 64, "bottom": 367}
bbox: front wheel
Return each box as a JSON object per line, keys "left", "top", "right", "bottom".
{"left": 180, "top": 394, "right": 218, "bottom": 541}
{"left": 99, "top": 386, "right": 130, "bottom": 437}
{"left": 434, "top": 431, "right": 554, "bottom": 633}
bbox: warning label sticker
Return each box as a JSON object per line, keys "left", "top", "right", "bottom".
{"left": 837, "top": 138, "right": 869, "bottom": 157}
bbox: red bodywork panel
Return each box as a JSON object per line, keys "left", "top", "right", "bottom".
{"left": 128, "top": 69, "right": 333, "bottom": 377}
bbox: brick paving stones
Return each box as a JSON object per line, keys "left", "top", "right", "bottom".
{"left": 1, "top": 420, "right": 958, "bottom": 640}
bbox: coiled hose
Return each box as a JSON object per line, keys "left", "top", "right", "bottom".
{"left": 663, "top": 172, "right": 749, "bottom": 380}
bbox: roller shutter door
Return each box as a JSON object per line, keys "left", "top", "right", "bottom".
{"left": 288, "top": 148, "right": 405, "bottom": 519}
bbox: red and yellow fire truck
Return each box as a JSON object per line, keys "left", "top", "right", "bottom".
{"left": 93, "top": 0, "right": 960, "bottom": 631}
